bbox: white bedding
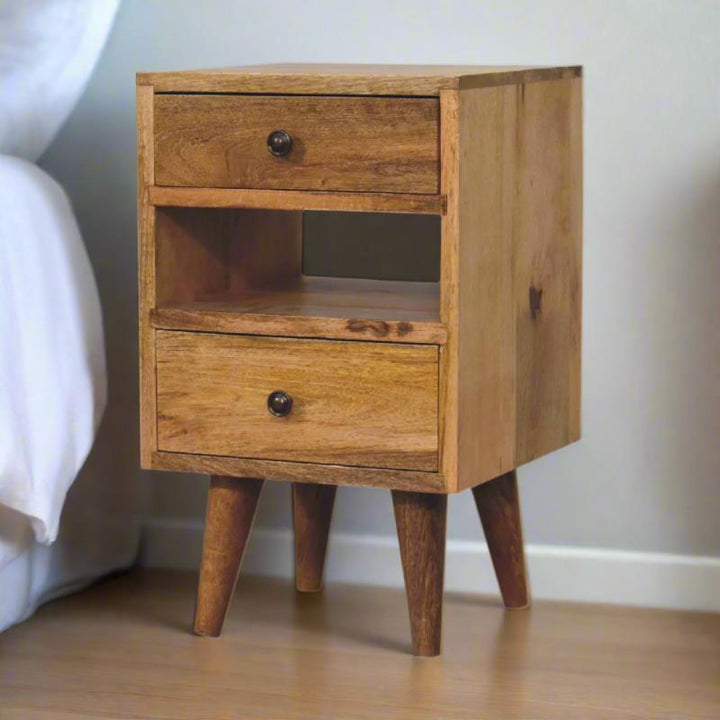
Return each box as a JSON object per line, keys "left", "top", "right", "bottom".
{"left": 0, "top": 0, "right": 125, "bottom": 632}
{"left": 0, "top": 156, "right": 111, "bottom": 630}
{"left": 0, "top": 0, "right": 120, "bottom": 162}
{"left": 0, "top": 155, "right": 107, "bottom": 543}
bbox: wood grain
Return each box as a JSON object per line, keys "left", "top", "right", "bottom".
{"left": 141, "top": 67, "right": 582, "bottom": 493}
{"left": 392, "top": 490, "right": 447, "bottom": 656}
{"left": 193, "top": 476, "right": 263, "bottom": 637}
{"left": 292, "top": 483, "right": 337, "bottom": 592}
{"left": 439, "top": 86, "right": 517, "bottom": 491}
{"left": 150, "top": 450, "right": 446, "bottom": 492}
{"left": 138, "top": 63, "right": 582, "bottom": 95}
{"left": 151, "top": 307, "right": 445, "bottom": 345}
{"left": 514, "top": 77, "right": 583, "bottom": 464}
{"left": 154, "top": 207, "right": 230, "bottom": 306}
{"left": 472, "top": 470, "right": 529, "bottom": 609}
{"left": 149, "top": 186, "right": 446, "bottom": 215}
{"left": 439, "top": 76, "right": 582, "bottom": 491}
{"left": 155, "top": 332, "right": 439, "bottom": 471}
{"left": 154, "top": 94, "right": 439, "bottom": 193}
{"left": 155, "top": 207, "right": 303, "bottom": 305}
{"left": 3, "top": 570, "right": 718, "bottom": 720}
{"left": 228, "top": 209, "right": 303, "bottom": 291}
{"left": 137, "top": 84, "right": 156, "bottom": 467}
{"left": 151, "top": 276, "right": 445, "bottom": 344}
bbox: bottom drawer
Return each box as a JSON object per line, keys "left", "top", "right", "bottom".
{"left": 155, "top": 331, "right": 438, "bottom": 471}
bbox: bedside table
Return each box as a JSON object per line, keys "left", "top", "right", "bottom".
{"left": 137, "top": 64, "right": 582, "bottom": 656}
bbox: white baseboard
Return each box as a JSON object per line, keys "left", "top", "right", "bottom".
{"left": 140, "top": 519, "right": 720, "bottom": 613}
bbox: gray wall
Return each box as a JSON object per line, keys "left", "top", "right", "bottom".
{"left": 41, "top": 0, "right": 720, "bottom": 557}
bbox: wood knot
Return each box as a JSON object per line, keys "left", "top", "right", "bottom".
{"left": 346, "top": 319, "right": 390, "bottom": 337}
{"left": 345, "top": 319, "right": 413, "bottom": 338}
{"left": 529, "top": 285, "right": 543, "bottom": 320}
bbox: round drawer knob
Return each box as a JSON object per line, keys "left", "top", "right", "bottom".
{"left": 267, "top": 130, "right": 293, "bottom": 156}
{"left": 267, "top": 390, "right": 293, "bottom": 417}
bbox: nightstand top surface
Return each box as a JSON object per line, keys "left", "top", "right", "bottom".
{"left": 137, "top": 63, "right": 581, "bottom": 96}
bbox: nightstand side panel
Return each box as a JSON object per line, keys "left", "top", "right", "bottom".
{"left": 514, "top": 77, "right": 583, "bottom": 465}
{"left": 441, "top": 76, "right": 583, "bottom": 492}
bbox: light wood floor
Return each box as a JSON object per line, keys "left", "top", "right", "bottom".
{"left": 0, "top": 570, "right": 718, "bottom": 719}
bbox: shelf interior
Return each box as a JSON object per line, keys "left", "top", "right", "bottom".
{"left": 164, "top": 276, "right": 439, "bottom": 321}
{"left": 152, "top": 206, "right": 443, "bottom": 343}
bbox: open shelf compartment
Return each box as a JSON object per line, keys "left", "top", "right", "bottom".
{"left": 151, "top": 207, "right": 443, "bottom": 345}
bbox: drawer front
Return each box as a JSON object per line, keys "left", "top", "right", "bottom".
{"left": 156, "top": 332, "right": 438, "bottom": 471}
{"left": 153, "top": 94, "right": 439, "bottom": 194}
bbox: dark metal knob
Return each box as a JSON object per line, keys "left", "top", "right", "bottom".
{"left": 267, "top": 390, "right": 293, "bottom": 417}
{"left": 267, "top": 130, "right": 292, "bottom": 156}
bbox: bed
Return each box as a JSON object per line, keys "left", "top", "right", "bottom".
{"left": 0, "top": 0, "right": 136, "bottom": 631}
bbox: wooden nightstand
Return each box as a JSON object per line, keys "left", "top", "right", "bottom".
{"left": 137, "top": 64, "right": 582, "bottom": 656}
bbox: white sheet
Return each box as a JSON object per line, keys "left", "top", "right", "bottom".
{"left": 0, "top": 1, "right": 129, "bottom": 632}
{"left": 0, "top": 0, "right": 120, "bottom": 161}
{"left": 0, "top": 499, "right": 138, "bottom": 632}
{"left": 0, "top": 155, "right": 107, "bottom": 545}
{"left": 0, "top": 156, "right": 123, "bottom": 633}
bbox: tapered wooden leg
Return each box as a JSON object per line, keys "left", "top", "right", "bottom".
{"left": 472, "top": 470, "right": 530, "bottom": 609}
{"left": 193, "top": 475, "right": 263, "bottom": 637}
{"left": 392, "top": 490, "right": 447, "bottom": 656}
{"left": 292, "top": 482, "right": 337, "bottom": 592}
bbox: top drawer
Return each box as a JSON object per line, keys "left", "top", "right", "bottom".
{"left": 153, "top": 94, "right": 439, "bottom": 194}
